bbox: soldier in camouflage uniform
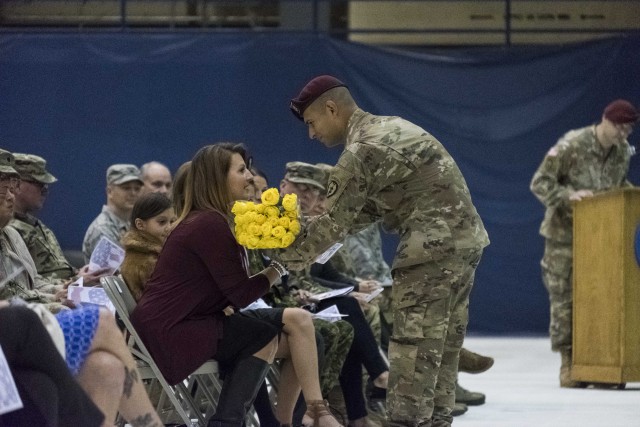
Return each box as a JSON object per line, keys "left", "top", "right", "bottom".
{"left": 9, "top": 154, "right": 77, "bottom": 283}
{"left": 281, "top": 76, "right": 489, "bottom": 427}
{"left": 82, "top": 164, "right": 143, "bottom": 263}
{"left": 0, "top": 149, "right": 67, "bottom": 312}
{"left": 530, "top": 99, "right": 637, "bottom": 388}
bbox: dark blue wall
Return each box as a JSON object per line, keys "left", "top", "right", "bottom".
{"left": 1, "top": 33, "right": 638, "bottom": 334}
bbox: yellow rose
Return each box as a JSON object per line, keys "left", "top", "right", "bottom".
{"left": 261, "top": 188, "right": 280, "bottom": 206}
{"left": 285, "top": 210, "right": 298, "bottom": 219}
{"left": 289, "top": 219, "right": 301, "bottom": 235}
{"left": 264, "top": 206, "right": 280, "bottom": 218}
{"left": 254, "top": 214, "right": 267, "bottom": 225}
{"left": 281, "top": 232, "right": 296, "bottom": 247}
{"left": 277, "top": 216, "right": 290, "bottom": 228}
{"left": 236, "top": 232, "right": 248, "bottom": 246}
{"left": 235, "top": 224, "right": 244, "bottom": 236}
{"left": 268, "top": 217, "right": 279, "bottom": 227}
{"left": 256, "top": 204, "right": 266, "bottom": 214}
{"left": 243, "top": 211, "right": 256, "bottom": 224}
{"left": 271, "top": 226, "right": 286, "bottom": 238}
{"left": 260, "top": 222, "right": 272, "bottom": 237}
{"left": 247, "top": 223, "right": 262, "bottom": 237}
{"left": 282, "top": 194, "right": 298, "bottom": 212}
{"left": 246, "top": 235, "right": 260, "bottom": 249}
{"left": 231, "top": 201, "right": 249, "bottom": 215}
{"left": 262, "top": 237, "right": 280, "bottom": 249}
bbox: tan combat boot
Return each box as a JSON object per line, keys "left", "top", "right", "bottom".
{"left": 458, "top": 348, "right": 494, "bottom": 374}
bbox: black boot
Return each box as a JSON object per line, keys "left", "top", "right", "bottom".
{"left": 208, "top": 356, "right": 271, "bottom": 427}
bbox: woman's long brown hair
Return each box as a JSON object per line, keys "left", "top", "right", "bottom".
{"left": 173, "top": 143, "right": 250, "bottom": 227}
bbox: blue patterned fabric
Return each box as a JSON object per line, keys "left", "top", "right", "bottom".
{"left": 56, "top": 304, "right": 100, "bottom": 376}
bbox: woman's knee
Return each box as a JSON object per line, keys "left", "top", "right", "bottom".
{"left": 80, "top": 350, "right": 126, "bottom": 391}
{"left": 283, "top": 308, "right": 314, "bottom": 331}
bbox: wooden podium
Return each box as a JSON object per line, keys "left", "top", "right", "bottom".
{"left": 572, "top": 188, "right": 640, "bottom": 386}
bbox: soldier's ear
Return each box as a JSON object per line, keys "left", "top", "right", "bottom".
{"left": 325, "top": 100, "right": 339, "bottom": 117}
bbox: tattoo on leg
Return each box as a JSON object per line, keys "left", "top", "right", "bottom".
{"left": 129, "top": 413, "right": 160, "bottom": 427}
{"left": 122, "top": 366, "right": 139, "bottom": 398}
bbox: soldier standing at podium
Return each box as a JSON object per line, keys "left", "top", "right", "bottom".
{"left": 530, "top": 99, "right": 638, "bottom": 388}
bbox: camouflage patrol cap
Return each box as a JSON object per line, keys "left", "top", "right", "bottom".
{"left": 315, "top": 163, "right": 333, "bottom": 192}
{"left": 0, "top": 149, "right": 19, "bottom": 176}
{"left": 13, "top": 153, "right": 57, "bottom": 184}
{"left": 603, "top": 99, "right": 639, "bottom": 124}
{"left": 290, "top": 75, "right": 347, "bottom": 121}
{"left": 285, "top": 161, "right": 326, "bottom": 191}
{"left": 106, "top": 164, "right": 143, "bottom": 186}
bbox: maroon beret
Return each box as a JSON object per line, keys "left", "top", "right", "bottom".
{"left": 603, "top": 99, "right": 639, "bottom": 124}
{"left": 289, "top": 75, "right": 347, "bottom": 121}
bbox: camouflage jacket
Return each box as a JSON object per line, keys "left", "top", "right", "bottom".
{"left": 0, "top": 227, "right": 66, "bottom": 312}
{"left": 280, "top": 108, "right": 489, "bottom": 270}
{"left": 82, "top": 205, "right": 129, "bottom": 263}
{"left": 530, "top": 125, "right": 633, "bottom": 243}
{"left": 338, "top": 223, "right": 392, "bottom": 284}
{"left": 9, "top": 212, "right": 76, "bottom": 282}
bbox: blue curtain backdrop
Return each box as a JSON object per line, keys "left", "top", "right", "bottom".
{"left": 1, "top": 33, "right": 638, "bottom": 334}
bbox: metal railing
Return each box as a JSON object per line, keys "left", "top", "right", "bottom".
{"left": 1, "top": 0, "right": 639, "bottom": 46}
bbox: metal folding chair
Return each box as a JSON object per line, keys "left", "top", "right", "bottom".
{"left": 101, "top": 275, "right": 225, "bottom": 426}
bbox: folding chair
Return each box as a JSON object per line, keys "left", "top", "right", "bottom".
{"left": 102, "top": 275, "right": 231, "bottom": 426}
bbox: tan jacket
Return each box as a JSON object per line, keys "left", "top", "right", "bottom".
{"left": 120, "top": 229, "right": 163, "bottom": 301}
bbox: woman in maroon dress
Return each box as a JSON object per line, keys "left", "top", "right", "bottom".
{"left": 131, "top": 143, "right": 341, "bottom": 427}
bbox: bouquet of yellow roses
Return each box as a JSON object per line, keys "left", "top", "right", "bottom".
{"left": 232, "top": 188, "right": 301, "bottom": 249}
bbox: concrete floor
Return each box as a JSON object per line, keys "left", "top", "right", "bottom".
{"left": 454, "top": 336, "right": 639, "bottom": 427}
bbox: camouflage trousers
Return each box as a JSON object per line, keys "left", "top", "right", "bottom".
{"left": 363, "top": 301, "right": 382, "bottom": 345}
{"left": 314, "top": 318, "right": 354, "bottom": 396}
{"left": 387, "top": 248, "right": 482, "bottom": 426}
{"left": 541, "top": 239, "right": 573, "bottom": 352}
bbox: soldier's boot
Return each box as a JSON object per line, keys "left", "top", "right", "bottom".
{"left": 559, "top": 349, "right": 587, "bottom": 388}
{"left": 458, "top": 348, "right": 494, "bottom": 374}
{"left": 455, "top": 382, "right": 485, "bottom": 406}
{"left": 451, "top": 402, "right": 468, "bottom": 417}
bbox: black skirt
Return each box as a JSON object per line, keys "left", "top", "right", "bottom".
{"left": 214, "top": 307, "right": 285, "bottom": 369}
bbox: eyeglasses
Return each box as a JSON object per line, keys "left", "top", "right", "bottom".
{"left": 0, "top": 174, "right": 20, "bottom": 195}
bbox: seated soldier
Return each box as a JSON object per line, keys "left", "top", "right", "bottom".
{"left": 9, "top": 153, "right": 108, "bottom": 286}
{"left": 82, "top": 164, "right": 143, "bottom": 263}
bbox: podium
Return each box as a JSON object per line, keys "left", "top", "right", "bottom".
{"left": 572, "top": 188, "right": 640, "bottom": 386}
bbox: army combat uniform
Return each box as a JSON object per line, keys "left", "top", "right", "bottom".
{"left": 530, "top": 125, "right": 632, "bottom": 353}
{"left": 10, "top": 212, "right": 76, "bottom": 283}
{"left": 82, "top": 205, "right": 129, "bottom": 263}
{"left": 1, "top": 219, "right": 66, "bottom": 312}
{"left": 280, "top": 109, "right": 489, "bottom": 426}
